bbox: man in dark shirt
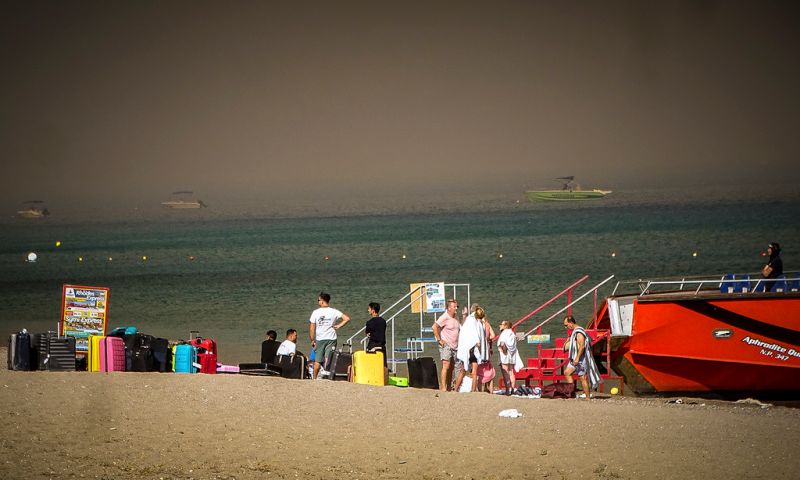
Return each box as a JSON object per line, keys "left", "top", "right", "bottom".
{"left": 365, "top": 302, "right": 388, "bottom": 383}
{"left": 763, "top": 242, "right": 784, "bottom": 292}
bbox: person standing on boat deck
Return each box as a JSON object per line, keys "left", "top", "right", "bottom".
{"left": 432, "top": 299, "right": 460, "bottom": 391}
{"left": 309, "top": 292, "right": 350, "bottom": 379}
{"left": 365, "top": 302, "right": 388, "bottom": 384}
{"left": 562, "top": 315, "right": 602, "bottom": 400}
{"left": 762, "top": 242, "right": 783, "bottom": 291}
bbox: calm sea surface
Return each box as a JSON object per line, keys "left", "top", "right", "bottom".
{"left": 2, "top": 186, "right": 798, "bottom": 364}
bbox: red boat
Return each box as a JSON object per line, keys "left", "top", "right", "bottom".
{"left": 513, "top": 273, "right": 800, "bottom": 396}
{"left": 596, "top": 274, "right": 800, "bottom": 395}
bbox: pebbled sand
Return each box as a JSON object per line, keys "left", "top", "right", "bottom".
{"left": 2, "top": 347, "right": 799, "bottom": 480}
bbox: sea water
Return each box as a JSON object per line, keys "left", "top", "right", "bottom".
{"left": 2, "top": 185, "right": 798, "bottom": 364}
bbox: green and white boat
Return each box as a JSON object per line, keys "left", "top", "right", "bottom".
{"left": 525, "top": 176, "right": 611, "bottom": 202}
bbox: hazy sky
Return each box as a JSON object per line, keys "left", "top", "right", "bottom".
{"left": 2, "top": 1, "right": 799, "bottom": 208}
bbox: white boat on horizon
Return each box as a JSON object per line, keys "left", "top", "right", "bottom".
{"left": 161, "top": 191, "right": 207, "bottom": 209}
{"left": 16, "top": 200, "right": 50, "bottom": 219}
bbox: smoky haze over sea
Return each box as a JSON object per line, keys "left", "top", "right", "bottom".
{"left": 1, "top": 1, "right": 799, "bottom": 211}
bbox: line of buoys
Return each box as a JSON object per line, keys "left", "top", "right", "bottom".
{"left": 23, "top": 253, "right": 206, "bottom": 263}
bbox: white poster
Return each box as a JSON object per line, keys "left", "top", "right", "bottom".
{"left": 425, "top": 282, "right": 446, "bottom": 313}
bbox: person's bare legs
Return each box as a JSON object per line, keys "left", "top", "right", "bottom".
{"left": 453, "top": 363, "right": 465, "bottom": 392}
{"left": 440, "top": 360, "right": 451, "bottom": 391}
{"left": 507, "top": 364, "right": 516, "bottom": 393}
{"left": 564, "top": 364, "right": 575, "bottom": 384}
{"left": 579, "top": 374, "right": 591, "bottom": 400}
{"left": 501, "top": 364, "right": 512, "bottom": 394}
{"left": 470, "top": 363, "right": 479, "bottom": 392}
{"left": 313, "top": 361, "right": 321, "bottom": 379}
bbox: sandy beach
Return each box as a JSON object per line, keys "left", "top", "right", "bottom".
{"left": 2, "top": 348, "right": 799, "bottom": 480}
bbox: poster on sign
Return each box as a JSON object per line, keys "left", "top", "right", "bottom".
{"left": 409, "top": 283, "right": 426, "bottom": 314}
{"left": 425, "top": 282, "right": 446, "bottom": 313}
{"left": 60, "top": 284, "right": 109, "bottom": 354}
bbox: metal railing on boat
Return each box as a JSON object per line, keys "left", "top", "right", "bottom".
{"left": 610, "top": 271, "right": 799, "bottom": 297}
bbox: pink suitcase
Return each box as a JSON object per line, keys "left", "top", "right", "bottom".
{"left": 100, "top": 336, "right": 126, "bottom": 372}
{"left": 216, "top": 363, "right": 239, "bottom": 374}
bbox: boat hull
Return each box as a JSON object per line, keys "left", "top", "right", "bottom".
{"left": 161, "top": 201, "right": 204, "bottom": 209}
{"left": 607, "top": 294, "right": 800, "bottom": 394}
{"left": 526, "top": 190, "right": 610, "bottom": 201}
{"left": 16, "top": 209, "right": 48, "bottom": 219}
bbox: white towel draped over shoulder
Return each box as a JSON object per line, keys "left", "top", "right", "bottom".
{"left": 568, "top": 326, "right": 603, "bottom": 390}
{"left": 456, "top": 315, "right": 486, "bottom": 365}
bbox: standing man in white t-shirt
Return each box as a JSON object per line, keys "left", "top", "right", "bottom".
{"left": 309, "top": 292, "right": 350, "bottom": 379}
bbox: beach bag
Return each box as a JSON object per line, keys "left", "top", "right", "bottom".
{"left": 477, "top": 362, "right": 495, "bottom": 383}
{"left": 541, "top": 382, "right": 575, "bottom": 399}
{"left": 762, "top": 264, "right": 773, "bottom": 278}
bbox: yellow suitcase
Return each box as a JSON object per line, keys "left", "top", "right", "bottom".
{"left": 352, "top": 350, "right": 384, "bottom": 386}
{"left": 87, "top": 335, "right": 106, "bottom": 372}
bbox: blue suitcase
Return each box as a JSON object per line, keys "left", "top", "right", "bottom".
{"left": 173, "top": 344, "right": 198, "bottom": 373}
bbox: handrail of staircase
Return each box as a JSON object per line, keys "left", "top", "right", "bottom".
{"left": 520, "top": 275, "right": 616, "bottom": 338}
{"left": 511, "top": 275, "right": 589, "bottom": 331}
{"left": 345, "top": 284, "right": 425, "bottom": 348}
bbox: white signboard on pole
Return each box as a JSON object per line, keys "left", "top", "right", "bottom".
{"left": 425, "top": 282, "right": 446, "bottom": 313}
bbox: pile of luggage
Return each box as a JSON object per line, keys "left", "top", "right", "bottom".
{"left": 8, "top": 329, "right": 443, "bottom": 390}
{"left": 7, "top": 327, "right": 230, "bottom": 375}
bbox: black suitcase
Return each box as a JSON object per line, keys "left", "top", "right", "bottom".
{"left": 408, "top": 357, "right": 439, "bottom": 389}
{"left": 9, "top": 331, "right": 32, "bottom": 371}
{"left": 31, "top": 333, "right": 47, "bottom": 371}
{"left": 325, "top": 349, "right": 352, "bottom": 381}
{"left": 47, "top": 335, "right": 76, "bottom": 371}
{"left": 238, "top": 362, "right": 282, "bottom": 376}
{"left": 131, "top": 346, "right": 153, "bottom": 372}
{"left": 125, "top": 333, "right": 154, "bottom": 372}
{"left": 150, "top": 338, "right": 171, "bottom": 372}
{"left": 261, "top": 340, "right": 280, "bottom": 364}
{"left": 276, "top": 354, "right": 306, "bottom": 379}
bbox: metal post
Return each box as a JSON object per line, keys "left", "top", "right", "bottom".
{"left": 567, "top": 288, "right": 573, "bottom": 316}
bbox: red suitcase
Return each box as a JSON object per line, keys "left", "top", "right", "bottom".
{"left": 100, "top": 336, "right": 126, "bottom": 372}
{"left": 191, "top": 337, "right": 217, "bottom": 355}
{"left": 198, "top": 352, "right": 217, "bottom": 374}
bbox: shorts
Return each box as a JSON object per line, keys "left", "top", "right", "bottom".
{"left": 314, "top": 339, "right": 337, "bottom": 366}
{"left": 566, "top": 358, "right": 587, "bottom": 377}
{"left": 468, "top": 346, "right": 478, "bottom": 365}
{"left": 439, "top": 345, "right": 457, "bottom": 363}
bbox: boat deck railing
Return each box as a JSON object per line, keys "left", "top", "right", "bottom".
{"left": 611, "top": 271, "right": 800, "bottom": 297}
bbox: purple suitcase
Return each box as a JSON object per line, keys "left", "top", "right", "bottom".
{"left": 100, "top": 336, "right": 126, "bottom": 372}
